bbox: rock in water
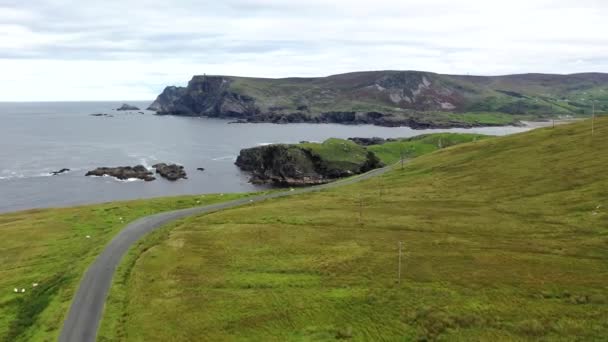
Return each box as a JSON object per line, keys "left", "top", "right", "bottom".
{"left": 152, "top": 163, "right": 187, "bottom": 181}
{"left": 197, "top": 167, "right": 205, "bottom": 171}
{"left": 116, "top": 103, "right": 140, "bottom": 111}
{"left": 50, "top": 168, "right": 70, "bottom": 176}
{"left": 85, "top": 165, "right": 155, "bottom": 181}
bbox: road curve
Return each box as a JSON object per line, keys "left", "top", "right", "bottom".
{"left": 59, "top": 165, "right": 392, "bottom": 342}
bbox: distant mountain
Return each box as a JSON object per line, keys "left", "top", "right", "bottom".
{"left": 148, "top": 71, "right": 608, "bottom": 128}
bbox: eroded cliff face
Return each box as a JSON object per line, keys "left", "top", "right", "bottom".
{"left": 146, "top": 72, "right": 467, "bottom": 125}
{"left": 148, "top": 76, "right": 258, "bottom": 117}
{"left": 235, "top": 144, "right": 383, "bottom": 186}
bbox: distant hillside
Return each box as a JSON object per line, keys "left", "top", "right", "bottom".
{"left": 149, "top": 71, "right": 608, "bottom": 128}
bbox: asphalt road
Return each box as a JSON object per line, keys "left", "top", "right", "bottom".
{"left": 58, "top": 165, "right": 392, "bottom": 342}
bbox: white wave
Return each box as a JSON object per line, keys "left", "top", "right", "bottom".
{"left": 0, "top": 167, "right": 84, "bottom": 180}
{"left": 138, "top": 158, "right": 153, "bottom": 169}
{"left": 35, "top": 173, "right": 54, "bottom": 178}
{"left": 89, "top": 175, "right": 144, "bottom": 182}
{"left": 115, "top": 177, "right": 143, "bottom": 183}
{"left": 211, "top": 155, "right": 235, "bottom": 161}
{"left": 257, "top": 142, "right": 275, "bottom": 146}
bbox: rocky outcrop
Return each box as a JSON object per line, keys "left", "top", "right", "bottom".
{"left": 235, "top": 143, "right": 383, "bottom": 186}
{"left": 148, "top": 76, "right": 257, "bottom": 117}
{"left": 152, "top": 163, "right": 187, "bottom": 181}
{"left": 85, "top": 165, "right": 155, "bottom": 181}
{"left": 50, "top": 168, "right": 70, "bottom": 176}
{"left": 116, "top": 103, "right": 140, "bottom": 111}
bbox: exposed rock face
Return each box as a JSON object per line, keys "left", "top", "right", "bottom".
{"left": 144, "top": 72, "right": 500, "bottom": 128}
{"left": 116, "top": 103, "right": 140, "bottom": 111}
{"left": 235, "top": 144, "right": 383, "bottom": 186}
{"left": 148, "top": 77, "right": 257, "bottom": 117}
{"left": 85, "top": 165, "right": 155, "bottom": 181}
{"left": 152, "top": 163, "right": 187, "bottom": 181}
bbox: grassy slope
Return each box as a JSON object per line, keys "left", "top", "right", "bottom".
{"left": 100, "top": 118, "right": 608, "bottom": 341}
{"left": 299, "top": 138, "right": 370, "bottom": 171}
{"left": 0, "top": 193, "right": 253, "bottom": 342}
{"left": 227, "top": 72, "right": 608, "bottom": 123}
{"left": 368, "top": 133, "right": 488, "bottom": 164}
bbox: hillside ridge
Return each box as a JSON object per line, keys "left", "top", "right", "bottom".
{"left": 149, "top": 70, "right": 608, "bottom": 128}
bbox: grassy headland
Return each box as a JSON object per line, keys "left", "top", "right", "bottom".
{"left": 100, "top": 118, "right": 608, "bottom": 341}
{"left": 367, "top": 133, "right": 488, "bottom": 164}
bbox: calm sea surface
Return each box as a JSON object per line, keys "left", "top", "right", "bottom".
{"left": 0, "top": 101, "right": 532, "bottom": 213}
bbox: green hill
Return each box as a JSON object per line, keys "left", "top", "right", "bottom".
{"left": 149, "top": 71, "right": 608, "bottom": 127}
{"left": 100, "top": 118, "right": 608, "bottom": 341}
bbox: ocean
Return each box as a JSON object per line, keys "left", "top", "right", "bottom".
{"left": 0, "top": 101, "right": 532, "bottom": 213}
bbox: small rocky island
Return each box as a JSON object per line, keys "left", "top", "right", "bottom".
{"left": 85, "top": 165, "right": 156, "bottom": 181}
{"left": 116, "top": 103, "right": 140, "bottom": 111}
{"left": 85, "top": 163, "right": 188, "bottom": 181}
{"left": 152, "top": 163, "right": 187, "bottom": 181}
{"left": 235, "top": 138, "right": 383, "bottom": 186}
{"left": 50, "top": 168, "right": 70, "bottom": 176}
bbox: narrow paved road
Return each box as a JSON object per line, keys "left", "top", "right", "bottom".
{"left": 59, "top": 165, "right": 392, "bottom": 342}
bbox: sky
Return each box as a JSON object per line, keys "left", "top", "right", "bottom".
{"left": 1, "top": 0, "right": 607, "bottom": 101}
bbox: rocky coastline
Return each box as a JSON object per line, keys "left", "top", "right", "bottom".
{"left": 85, "top": 163, "right": 189, "bottom": 182}
{"left": 85, "top": 165, "right": 156, "bottom": 181}
{"left": 142, "top": 71, "right": 603, "bottom": 128}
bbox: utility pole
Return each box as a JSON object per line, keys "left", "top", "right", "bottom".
{"left": 400, "top": 148, "right": 405, "bottom": 170}
{"left": 398, "top": 241, "right": 403, "bottom": 284}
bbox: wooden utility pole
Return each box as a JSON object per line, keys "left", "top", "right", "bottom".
{"left": 398, "top": 241, "right": 403, "bottom": 284}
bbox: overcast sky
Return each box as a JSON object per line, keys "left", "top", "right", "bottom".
{"left": 1, "top": 0, "right": 607, "bottom": 101}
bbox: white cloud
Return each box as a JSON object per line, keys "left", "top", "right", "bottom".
{"left": 0, "top": 0, "right": 606, "bottom": 100}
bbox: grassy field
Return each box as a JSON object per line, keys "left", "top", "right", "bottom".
{"left": 368, "top": 133, "right": 488, "bottom": 164}
{"left": 99, "top": 118, "right": 608, "bottom": 341}
{"left": 299, "top": 138, "right": 371, "bottom": 171}
{"left": 0, "top": 193, "right": 253, "bottom": 342}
